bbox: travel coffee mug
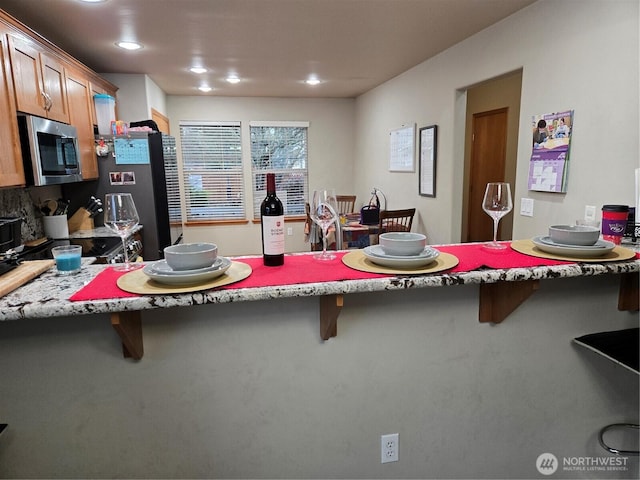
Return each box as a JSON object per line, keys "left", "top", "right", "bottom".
{"left": 601, "top": 205, "right": 629, "bottom": 244}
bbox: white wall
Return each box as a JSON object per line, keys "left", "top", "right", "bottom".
{"left": 167, "top": 96, "right": 355, "bottom": 256}
{"left": 354, "top": 0, "right": 640, "bottom": 245}
{"left": 103, "top": 73, "right": 168, "bottom": 123}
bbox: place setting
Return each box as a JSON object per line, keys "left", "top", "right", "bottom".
{"left": 117, "top": 242, "right": 252, "bottom": 294}
{"left": 511, "top": 224, "right": 637, "bottom": 262}
{"left": 342, "top": 232, "right": 459, "bottom": 275}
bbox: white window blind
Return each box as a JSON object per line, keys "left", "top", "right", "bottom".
{"left": 179, "top": 122, "right": 244, "bottom": 221}
{"left": 250, "top": 122, "right": 309, "bottom": 218}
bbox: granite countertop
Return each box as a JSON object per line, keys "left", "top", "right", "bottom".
{"left": 0, "top": 246, "right": 638, "bottom": 322}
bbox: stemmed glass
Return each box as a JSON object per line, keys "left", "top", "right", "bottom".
{"left": 310, "top": 189, "right": 339, "bottom": 261}
{"left": 482, "top": 182, "right": 513, "bottom": 250}
{"left": 104, "top": 193, "right": 141, "bottom": 271}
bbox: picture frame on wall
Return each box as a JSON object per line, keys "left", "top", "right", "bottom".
{"left": 389, "top": 124, "right": 416, "bottom": 172}
{"left": 419, "top": 125, "right": 437, "bottom": 197}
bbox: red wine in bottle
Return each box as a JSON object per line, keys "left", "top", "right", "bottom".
{"left": 260, "top": 173, "right": 285, "bottom": 266}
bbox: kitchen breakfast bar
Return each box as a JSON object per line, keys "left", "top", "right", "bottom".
{"left": 0, "top": 242, "right": 638, "bottom": 478}
{"left": 0, "top": 242, "right": 637, "bottom": 359}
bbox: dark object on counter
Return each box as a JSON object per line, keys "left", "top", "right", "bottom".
{"left": 129, "top": 119, "right": 159, "bottom": 131}
{"left": 0, "top": 256, "right": 21, "bottom": 276}
{"left": 624, "top": 207, "right": 637, "bottom": 242}
{"left": 0, "top": 217, "right": 22, "bottom": 253}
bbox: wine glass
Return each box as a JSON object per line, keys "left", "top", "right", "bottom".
{"left": 310, "top": 189, "right": 339, "bottom": 260}
{"left": 104, "top": 193, "right": 140, "bottom": 271}
{"left": 482, "top": 182, "right": 513, "bottom": 250}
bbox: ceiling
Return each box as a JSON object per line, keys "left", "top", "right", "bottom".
{"left": 0, "top": 0, "right": 536, "bottom": 98}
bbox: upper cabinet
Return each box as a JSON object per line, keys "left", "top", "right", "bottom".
{"left": 66, "top": 67, "right": 98, "bottom": 180}
{"left": 0, "top": 28, "right": 24, "bottom": 187}
{"left": 7, "top": 34, "right": 69, "bottom": 123}
{"left": 0, "top": 10, "right": 118, "bottom": 186}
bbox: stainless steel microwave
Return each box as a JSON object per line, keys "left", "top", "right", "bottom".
{"left": 17, "top": 114, "right": 82, "bottom": 186}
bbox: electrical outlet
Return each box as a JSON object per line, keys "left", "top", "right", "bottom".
{"left": 287, "top": 227, "right": 293, "bottom": 236}
{"left": 381, "top": 433, "right": 399, "bottom": 463}
{"left": 585, "top": 205, "right": 596, "bottom": 222}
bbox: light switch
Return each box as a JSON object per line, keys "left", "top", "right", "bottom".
{"left": 520, "top": 198, "right": 534, "bottom": 217}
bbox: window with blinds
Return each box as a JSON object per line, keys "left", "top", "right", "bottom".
{"left": 179, "top": 122, "right": 244, "bottom": 221}
{"left": 250, "top": 122, "right": 309, "bottom": 218}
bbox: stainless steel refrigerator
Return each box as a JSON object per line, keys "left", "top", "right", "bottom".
{"left": 64, "top": 132, "right": 182, "bottom": 260}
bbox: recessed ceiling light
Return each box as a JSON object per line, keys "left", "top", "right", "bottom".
{"left": 226, "top": 75, "right": 241, "bottom": 84}
{"left": 198, "top": 85, "right": 212, "bottom": 93}
{"left": 116, "top": 41, "right": 142, "bottom": 51}
{"left": 190, "top": 67, "right": 207, "bottom": 74}
{"left": 305, "top": 78, "right": 321, "bottom": 86}
{"left": 79, "top": 0, "right": 107, "bottom": 3}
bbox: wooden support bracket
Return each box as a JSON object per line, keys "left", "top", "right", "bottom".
{"left": 111, "top": 311, "right": 144, "bottom": 359}
{"left": 479, "top": 280, "right": 540, "bottom": 324}
{"left": 320, "top": 294, "right": 343, "bottom": 340}
{"left": 618, "top": 272, "right": 639, "bottom": 312}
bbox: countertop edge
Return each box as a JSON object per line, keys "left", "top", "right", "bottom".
{"left": 0, "top": 252, "right": 638, "bottom": 321}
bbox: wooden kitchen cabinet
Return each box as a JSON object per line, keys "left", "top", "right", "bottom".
{"left": 7, "top": 33, "right": 69, "bottom": 123}
{"left": 66, "top": 67, "right": 98, "bottom": 180}
{"left": 0, "top": 29, "right": 24, "bottom": 187}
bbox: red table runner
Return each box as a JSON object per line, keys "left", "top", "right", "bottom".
{"left": 69, "top": 243, "right": 578, "bottom": 302}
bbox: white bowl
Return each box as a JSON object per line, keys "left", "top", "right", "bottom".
{"left": 164, "top": 242, "right": 218, "bottom": 270}
{"left": 548, "top": 225, "right": 600, "bottom": 246}
{"left": 378, "top": 232, "right": 427, "bottom": 256}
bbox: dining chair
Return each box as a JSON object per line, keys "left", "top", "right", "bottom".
{"left": 375, "top": 208, "right": 416, "bottom": 243}
{"left": 336, "top": 195, "right": 357, "bottom": 215}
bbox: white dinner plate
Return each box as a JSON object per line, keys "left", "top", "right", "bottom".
{"left": 363, "top": 246, "right": 439, "bottom": 268}
{"left": 147, "top": 258, "right": 224, "bottom": 276}
{"left": 531, "top": 236, "right": 615, "bottom": 257}
{"left": 538, "top": 236, "right": 609, "bottom": 249}
{"left": 366, "top": 245, "right": 438, "bottom": 260}
{"left": 143, "top": 257, "right": 231, "bottom": 285}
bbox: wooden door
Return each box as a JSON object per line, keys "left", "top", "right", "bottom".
{"left": 0, "top": 30, "right": 25, "bottom": 187}
{"left": 40, "top": 51, "right": 69, "bottom": 123}
{"left": 7, "top": 34, "right": 45, "bottom": 116}
{"left": 152, "top": 108, "right": 170, "bottom": 134}
{"left": 466, "top": 108, "right": 509, "bottom": 242}
{"left": 66, "top": 68, "right": 98, "bottom": 179}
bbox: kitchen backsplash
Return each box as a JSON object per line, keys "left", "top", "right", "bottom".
{"left": 0, "top": 187, "right": 45, "bottom": 242}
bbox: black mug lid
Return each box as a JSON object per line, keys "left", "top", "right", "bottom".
{"left": 602, "top": 204, "right": 629, "bottom": 212}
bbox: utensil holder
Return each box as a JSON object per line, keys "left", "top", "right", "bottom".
{"left": 43, "top": 215, "right": 69, "bottom": 239}
{"left": 67, "top": 208, "right": 94, "bottom": 234}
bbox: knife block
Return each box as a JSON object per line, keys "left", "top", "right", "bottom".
{"left": 67, "top": 208, "right": 94, "bottom": 234}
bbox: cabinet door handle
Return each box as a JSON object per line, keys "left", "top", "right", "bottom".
{"left": 42, "top": 91, "right": 52, "bottom": 111}
{"left": 40, "top": 91, "right": 48, "bottom": 110}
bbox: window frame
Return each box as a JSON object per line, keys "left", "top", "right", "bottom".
{"left": 178, "top": 121, "right": 245, "bottom": 223}
{"left": 249, "top": 121, "right": 309, "bottom": 220}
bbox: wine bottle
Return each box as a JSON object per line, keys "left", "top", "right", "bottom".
{"left": 260, "top": 173, "right": 285, "bottom": 266}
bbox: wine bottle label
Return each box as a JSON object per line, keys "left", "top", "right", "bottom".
{"left": 263, "top": 215, "right": 285, "bottom": 255}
